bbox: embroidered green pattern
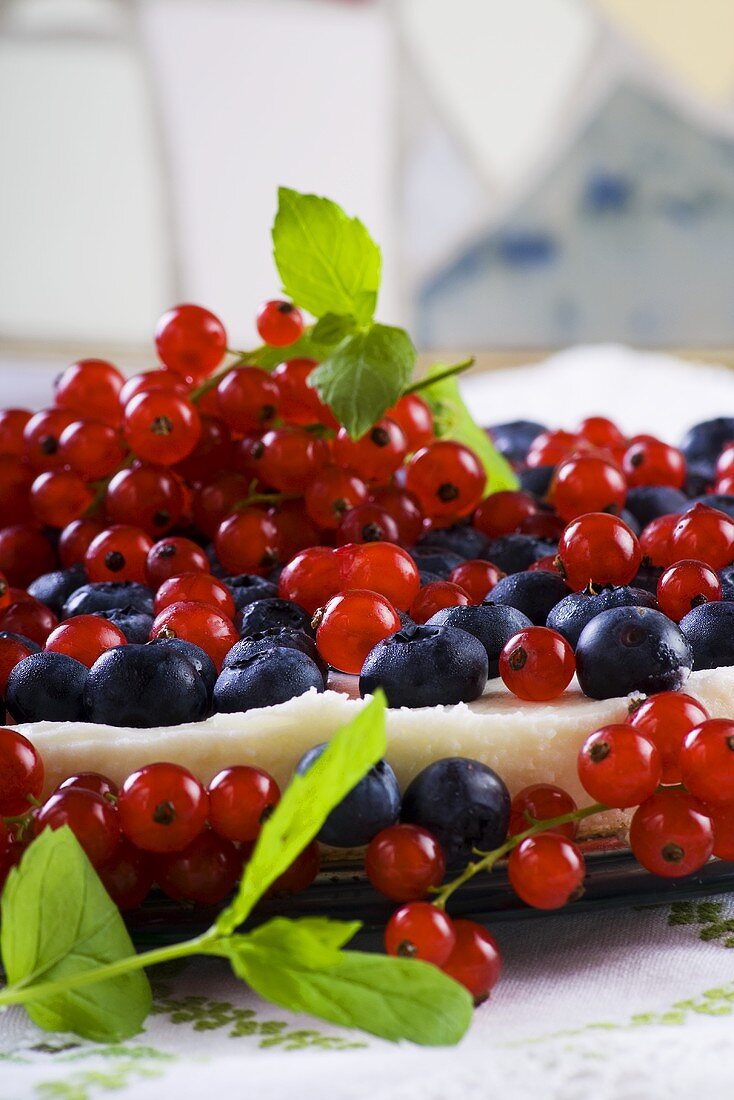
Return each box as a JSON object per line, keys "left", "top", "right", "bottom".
{"left": 668, "top": 900, "right": 734, "bottom": 946}
{"left": 34, "top": 1061, "right": 166, "bottom": 1100}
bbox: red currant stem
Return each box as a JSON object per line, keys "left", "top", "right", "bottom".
{"left": 233, "top": 491, "right": 302, "bottom": 510}
{"left": 431, "top": 801, "right": 608, "bottom": 910}
{"left": 83, "top": 452, "right": 136, "bottom": 518}
{"left": 189, "top": 346, "right": 271, "bottom": 402}
{"left": 403, "top": 358, "right": 475, "bottom": 396}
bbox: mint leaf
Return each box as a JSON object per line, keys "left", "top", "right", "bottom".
{"left": 0, "top": 828, "right": 151, "bottom": 1042}
{"left": 421, "top": 366, "right": 519, "bottom": 492}
{"left": 311, "top": 313, "right": 357, "bottom": 347}
{"left": 216, "top": 693, "right": 387, "bottom": 935}
{"left": 225, "top": 932, "right": 472, "bottom": 1046}
{"left": 213, "top": 917, "right": 361, "bottom": 973}
{"left": 273, "top": 188, "right": 381, "bottom": 321}
{"left": 310, "top": 324, "right": 415, "bottom": 439}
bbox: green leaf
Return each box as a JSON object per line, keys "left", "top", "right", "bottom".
{"left": 216, "top": 694, "right": 387, "bottom": 935}
{"left": 310, "top": 324, "right": 416, "bottom": 439}
{"left": 421, "top": 365, "right": 519, "bottom": 492}
{"left": 0, "top": 828, "right": 151, "bottom": 1042}
{"left": 224, "top": 932, "right": 472, "bottom": 1047}
{"left": 273, "top": 187, "right": 381, "bottom": 320}
{"left": 213, "top": 917, "right": 361, "bottom": 972}
{"left": 245, "top": 330, "right": 333, "bottom": 372}
{"left": 310, "top": 312, "right": 358, "bottom": 347}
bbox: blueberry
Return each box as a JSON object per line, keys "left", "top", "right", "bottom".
{"left": 7, "top": 651, "right": 88, "bottom": 723}
{"left": 624, "top": 486, "right": 687, "bottom": 527}
{"left": 546, "top": 585, "right": 659, "bottom": 648}
{"left": 719, "top": 564, "right": 734, "bottom": 601}
{"left": 426, "top": 603, "right": 532, "bottom": 677}
{"left": 223, "top": 627, "right": 328, "bottom": 683}
{"left": 679, "top": 602, "right": 734, "bottom": 670}
{"left": 488, "top": 420, "right": 546, "bottom": 465}
{"left": 689, "top": 494, "right": 734, "bottom": 520}
{"left": 684, "top": 462, "right": 714, "bottom": 497}
{"left": 401, "top": 757, "right": 510, "bottom": 866}
{"left": 518, "top": 465, "right": 555, "bottom": 500}
{"left": 236, "top": 598, "right": 313, "bottom": 638}
{"left": 359, "top": 624, "right": 488, "bottom": 708}
{"left": 151, "top": 637, "right": 218, "bottom": 700}
{"left": 417, "top": 524, "right": 490, "bottom": 560}
{"left": 0, "top": 630, "right": 41, "bottom": 654}
{"left": 619, "top": 508, "right": 641, "bottom": 536}
{"left": 680, "top": 418, "right": 734, "bottom": 466}
{"left": 213, "top": 648, "right": 324, "bottom": 713}
{"left": 62, "top": 581, "right": 154, "bottom": 619}
{"left": 27, "top": 564, "right": 86, "bottom": 615}
{"left": 408, "top": 547, "right": 465, "bottom": 579}
{"left": 485, "top": 534, "right": 556, "bottom": 574}
{"left": 630, "top": 565, "right": 663, "bottom": 596}
{"left": 96, "top": 607, "right": 153, "bottom": 644}
{"left": 487, "top": 571, "right": 569, "bottom": 625}
{"left": 84, "top": 644, "right": 208, "bottom": 727}
{"left": 418, "top": 569, "right": 443, "bottom": 586}
{"left": 295, "top": 744, "right": 400, "bottom": 847}
{"left": 205, "top": 543, "right": 227, "bottom": 577}
{"left": 222, "top": 574, "right": 278, "bottom": 612}
{"left": 576, "top": 606, "right": 692, "bottom": 699}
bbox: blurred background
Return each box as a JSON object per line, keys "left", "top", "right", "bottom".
{"left": 2, "top": 0, "right": 734, "bottom": 421}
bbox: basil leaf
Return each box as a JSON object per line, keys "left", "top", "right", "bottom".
{"left": 225, "top": 934, "right": 472, "bottom": 1047}
{"left": 273, "top": 188, "right": 381, "bottom": 321}
{"left": 421, "top": 366, "right": 519, "bottom": 491}
{"left": 244, "top": 331, "right": 332, "bottom": 372}
{"left": 311, "top": 312, "right": 357, "bottom": 347}
{"left": 216, "top": 693, "right": 387, "bottom": 934}
{"left": 0, "top": 828, "right": 151, "bottom": 1042}
{"left": 311, "top": 324, "right": 416, "bottom": 439}
{"left": 212, "top": 917, "right": 361, "bottom": 973}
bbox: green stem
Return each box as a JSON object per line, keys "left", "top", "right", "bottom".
{"left": 190, "top": 346, "right": 271, "bottom": 402}
{"left": 0, "top": 931, "right": 217, "bottom": 1010}
{"left": 432, "top": 802, "right": 607, "bottom": 910}
{"left": 403, "top": 358, "right": 475, "bottom": 395}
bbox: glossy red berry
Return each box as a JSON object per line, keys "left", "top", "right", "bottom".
{"left": 278, "top": 546, "right": 340, "bottom": 615}
{"left": 525, "top": 429, "right": 583, "bottom": 468}
{"left": 124, "top": 391, "right": 201, "bottom": 466}
{"left": 679, "top": 719, "right": 734, "bottom": 806}
{"left": 0, "top": 727, "right": 44, "bottom": 815}
{"left": 447, "top": 560, "right": 504, "bottom": 603}
{"left": 174, "top": 414, "right": 232, "bottom": 484}
{"left": 57, "top": 772, "right": 119, "bottom": 800}
{"left": 336, "top": 503, "right": 400, "bottom": 546}
{"left": 405, "top": 441, "right": 486, "bottom": 519}
{"left": 578, "top": 724, "right": 661, "bottom": 808}
{"left": 45, "top": 615, "right": 127, "bottom": 668}
{"left": 384, "top": 902, "right": 456, "bottom": 966}
{"left": 508, "top": 834, "right": 585, "bottom": 910}
{"left": 0, "top": 597, "right": 57, "bottom": 646}
{"left": 267, "top": 499, "right": 321, "bottom": 561}
{"left": 85, "top": 525, "right": 153, "bottom": 584}
{"left": 36, "top": 788, "right": 120, "bottom": 868}
{"left": 98, "top": 837, "right": 154, "bottom": 910}
{"left": 305, "top": 466, "right": 370, "bottom": 530}
{"left": 409, "top": 581, "right": 471, "bottom": 624}
{"left": 0, "top": 455, "right": 34, "bottom": 524}
{"left": 0, "top": 525, "right": 56, "bottom": 588}
{"left": 156, "top": 830, "right": 242, "bottom": 906}
{"left": 557, "top": 512, "right": 642, "bottom": 590}
{"left": 119, "top": 369, "right": 188, "bottom": 407}
{"left": 0, "top": 634, "right": 37, "bottom": 694}
{"left": 337, "top": 542, "right": 420, "bottom": 611}
{"left": 191, "top": 473, "right": 251, "bottom": 538}
{"left": 550, "top": 455, "right": 627, "bottom": 521}
{"left": 150, "top": 600, "right": 238, "bottom": 671}
{"left": 366, "top": 824, "right": 445, "bottom": 902}
{"left": 670, "top": 504, "right": 734, "bottom": 571}
{"left": 267, "top": 839, "right": 321, "bottom": 897}
{"left": 273, "top": 358, "right": 336, "bottom": 426}
{"left": 639, "top": 514, "right": 678, "bottom": 568}
{"left": 256, "top": 299, "right": 304, "bottom": 347}
{"left": 216, "top": 367, "right": 279, "bottom": 433}
{"left": 370, "top": 486, "right": 424, "bottom": 546}
{"left": 208, "top": 766, "right": 281, "bottom": 843}
{"left": 623, "top": 438, "right": 686, "bottom": 489}
{"left": 629, "top": 790, "right": 713, "bottom": 877}
{"left": 215, "top": 509, "right": 280, "bottom": 575}
{"left": 315, "top": 590, "right": 401, "bottom": 674}
{"left": 59, "top": 419, "right": 126, "bottom": 481}
{"left": 0, "top": 409, "right": 32, "bottom": 456}
{"left": 499, "top": 627, "right": 575, "bottom": 701}
{"left": 627, "top": 692, "right": 709, "bottom": 785}
{"left": 58, "top": 518, "right": 105, "bottom": 568}
{"left": 146, "top": 537, "right": 210, "bottom": 588}
{"left": 578, "top": 416, "right": 626, "bottom": 449}
{"left": 23, "top": 408, "right": 76, "bottom": 471}
{"left": 118, "top": 763, "right": 209, "bottom": 853}
{"left": 441, "top": 919, "right": 501, "bottom": 1003}
{"left": 106, "top": 464, "right": 187, "bottom": 537}
{"left": 385, "top": 394, "right": 434, "bottom": 452}
{"left": 508, "top": 784, "right": 578, "bottom": 840}
{"left": 155, "top": 304, "right": 227, "bottom": 384}
{"left": 657, "top": 559, "right": 721, "bottom": 621}
{"left": 473, "top": 491, "right": 538, "bottom": 537}
{"left": 155, "top": 573, "right": 235, "bottom": 619}
{"left": 30, "top": 470, "right": 93, "bottom": 529}
{"left": 709, "top": 803, "right": 734, "bottom": 861}
{"left": 333, "top": 418, "right": 408, "bottom": 483}
{"left": 254, "top": 428, "right": 330, "bottom": 493}
{"left": 54, "top": 359, "right": 124, "bottom": 427}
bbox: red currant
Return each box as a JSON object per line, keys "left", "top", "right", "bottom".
{"left": 526, "top": 429, "right": 583, "bottom": 468}
{"left": 623, "top": 438, "right": 686, "bottom": 489}
{"left": 0, "top": 455, "right": 34, "bottom": 524}
{"left": 630, "top": 790, "right": 713, "bottom": 877}
{"left": 305, "top": 466, "right": 370, "bottom": 530}
{"left": 0, "top": 526, "right": 56, "bottom": 588}
{"left": 409, "top": 581, "right": 471, "bottom": 624}
{"left": 639, "top": 514, "right": 678, "bottom": 568}
{"left": 45, "top": 615, "right": 127, "bottom": 668}
{"left": 208, "top": 766, "right": 281, "bottom": 842}
{"left": 106, "top": 465, "right": 187, "bottom": 536}
{"left": 550, "top": 455, "right": 627, "bottom": 521}
{"left": 336, "top": 503, "right": 400, "bottom": 546}
{"left": 384, "top": 902, "right": 456, "bottom": 966}
{"left": 473, "top": 491, "right": 538, "bottom": 537}
{"left": 447, "top": 560, "right": 504, "bottom": 603}
{"left": 59, "top": 419, "right": 126, "bottom": 481}
{"left": 0, "top": 597, "right": 57, "bottom": 646}
{"left": 385, "top": 394, "right": 434, "bottom": 452}
{"left": 278, "top": 546, "right": 340, "bottom": 614}
{"left": 657, "top": 559, "right": 721, "bottom": 621}
{"left": 578, "top": 725, "right": 661, "bottom": 807}
{"left": 365, "top": 824, "right": 445, "bottom": 901}
{"left": 273, "top": 358, "right": 336, "bottom": 426}
{"left": 256, "top": 299, "right": 304, "bottom": 347}
{"left": 119, "top": 369, "right": 188, "bottom": 407}
{"left": 680, "top": 719, "right": 734, "bottom": 806}
{"left": 333, "top": 418, "right": 408, "bottom": 484}
{"left": 191, "top": 473, "right": 251, "bottom": 537}
{"left": 254, "top": 428, "right": 329, "bottom": 493}
{"left": 499, "top": 627, "right": 575, "bottom": 701}
{"left": 146, "top": 537, "right": 210, "bottom": 588}
{"left": 557, "top": 512, "right": 642, "bottom": 590}
{"left": 405, "top": 441, "right": 486, "bottom": 519}
{"left": 670, "top": 504, "right": 734, "bottom": 571}
{"left": 508, "top": 834, "right": 585, "bottom": 909}
{"left": 98, "top": 837, "right": 154, "bottom": 910}
{"left": 508, "top": 784, "right": 578, "bottom": 840}
{"left": 369, "top": 486, "right": 424, "bottom": 546}
{"left": 23, "top": 408, "right": 76, "bottom": 471}
{"left": 30, "top": 470, "right": 93, "bottom": 529}
{"left": 578, "top": 416, "right": 626, "bottom": 449}
{"left": 441, "top": 919, "right": 501, "bottom": 1003}
{"left": 156, "top": 830, "right": 242, "bottom": 905}
{"left": 36, "top": 788, "right": 120, "bottom": 868}
{"left": 118, "top": 762, "right": 209, "bottom": 853}
{"left": 709, "top": 803, "right": 734, "bottom": 860}
{"left": 627, "top": 692, "right": 709, "bottom": 785}
{"left": 0, "top": 409, "right": 32, "bottom": 456}
{"left": 0, "top": 634, "right": 37, "bottom": 694}
{"left": 155, "top": 304, "right": 227, "bottom": 384}
{"left": 174, "top": 414, "right": 232, "bottom": 484}
{"left": 58, "top": 518, "right": 105, "bottom": 568}
{"left": 85, "top": 525, "right": 153, "bottom": 584}
{"left": 267, "top": 840, "right": 320, "bottom": 896}
{"left": 216, "top": 367, "right": 279, "bottom": 432}
{"left": 124, "top": 391, "right": 201, "bottom": 466}
{"left": 0, "top": 727, "right": 44, "bottom": 815}
{"left": 150, "top": 600, "right": 238, "bottom": 671}
{"left": 337, "top": 542, "right": 420, "bottom": 611}
{"left": 215, "top": 509, "right": 280, "bottom": 575}
{"left": 57, "top": 772, "right": 119, "bottom": 800}
{"left": 155, "top": 573, "right": 235, "bottom": 619}
{"left": 315, "top": 590, "right": 401, "bottom": 674}
{"left": 54, "top": 359, "right": 124, "bottom": 427}
{"left": 267, "top": 499, "right": 321, "bottom": 561}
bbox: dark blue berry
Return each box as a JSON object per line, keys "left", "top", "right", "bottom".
{"left": 408, "top": 547, "right": 465, "bottom": 579}
{"left": 205, "top": 543, "right": 227, "bottom": 577}
{"left": 62, "top": 581, "right": 154, "bottom": 620}
{"left": 518, "top": 465, "right": 554, "bottom": 500}
{"left": 689, "top": 494, "right": 734, "bottom": 520}
{"left": 359, "top": 624, "right": 488, "bottom": 708}
{"left": 631, "top": 564, "right": 663, "bottom": 596}
{"left": 150, "top": 637, "right": 217, "bottom": 701}
{"left": 719, "top": 564, "right": 734, "bottom": 601}
{"left": 485, "top": 534, "right": 556, "bottom": 574}
{"left": 222, "top": 573, "right": 278, "bottom": 612}
{"left": 488, "top": 420, "right": 546, "bottom": 465}
{"left": 213, "top": 648, "right": 324, "bottom": 713}
{"left": 418, "top": 569, "right": 443, "bottom": 587}
{"left": 575, "top": 606, "right": 692, "bottom": 699}
{"left": 619, "top": 508, "right": 641, "bottom": 536}
{"left": 426, "top": 603, "right": 532, "bottom": 677}
{"left": 487, "top": 570, "right": 569, "bottom": 625}
{"left": 27, "top": 564, "right": 86, "bottom": 616}
{"left": 7, "top": 651, "right": 88, "bottom": 723}
{"left": 417, "top": 524, "right": 490, "bottom": 560}
{"left": 95, "top": 607, "right": 153, "bottom": 644}
{"left": 236, "top": 598, "right": 314, "bottom": 639}
{"left": 546, "top": 585, "right": 659, "bottom": 648}
{"left": 684, "top": 462, "right": 714, "bottom": 497}
{"left": 680, "top": 418, "right": 734, "bottom": 466}
{"left": 295, "top": 744, "right": 400, "bottom": 847}
{"left": 679, "top": 602, "right": 734, "bottom": 670}
{"left": 624, "top": 486, "right": 687, "bottom": 527}
{"left": 84, "top": 644, "right": 208, "bottom": 727}
{"left": 223, "top": 627, "right": 327, "bottom": 683}
{"left": 401, "top": 757, "right": 510, "bottom": 866}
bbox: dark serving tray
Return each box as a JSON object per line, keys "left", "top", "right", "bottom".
{"left": 126, "top": 837, "right": 734, "bottom": 950}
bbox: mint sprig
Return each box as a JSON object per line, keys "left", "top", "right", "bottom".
{"left": 0, "top": 694, "right": 473, "bottom": 1047}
